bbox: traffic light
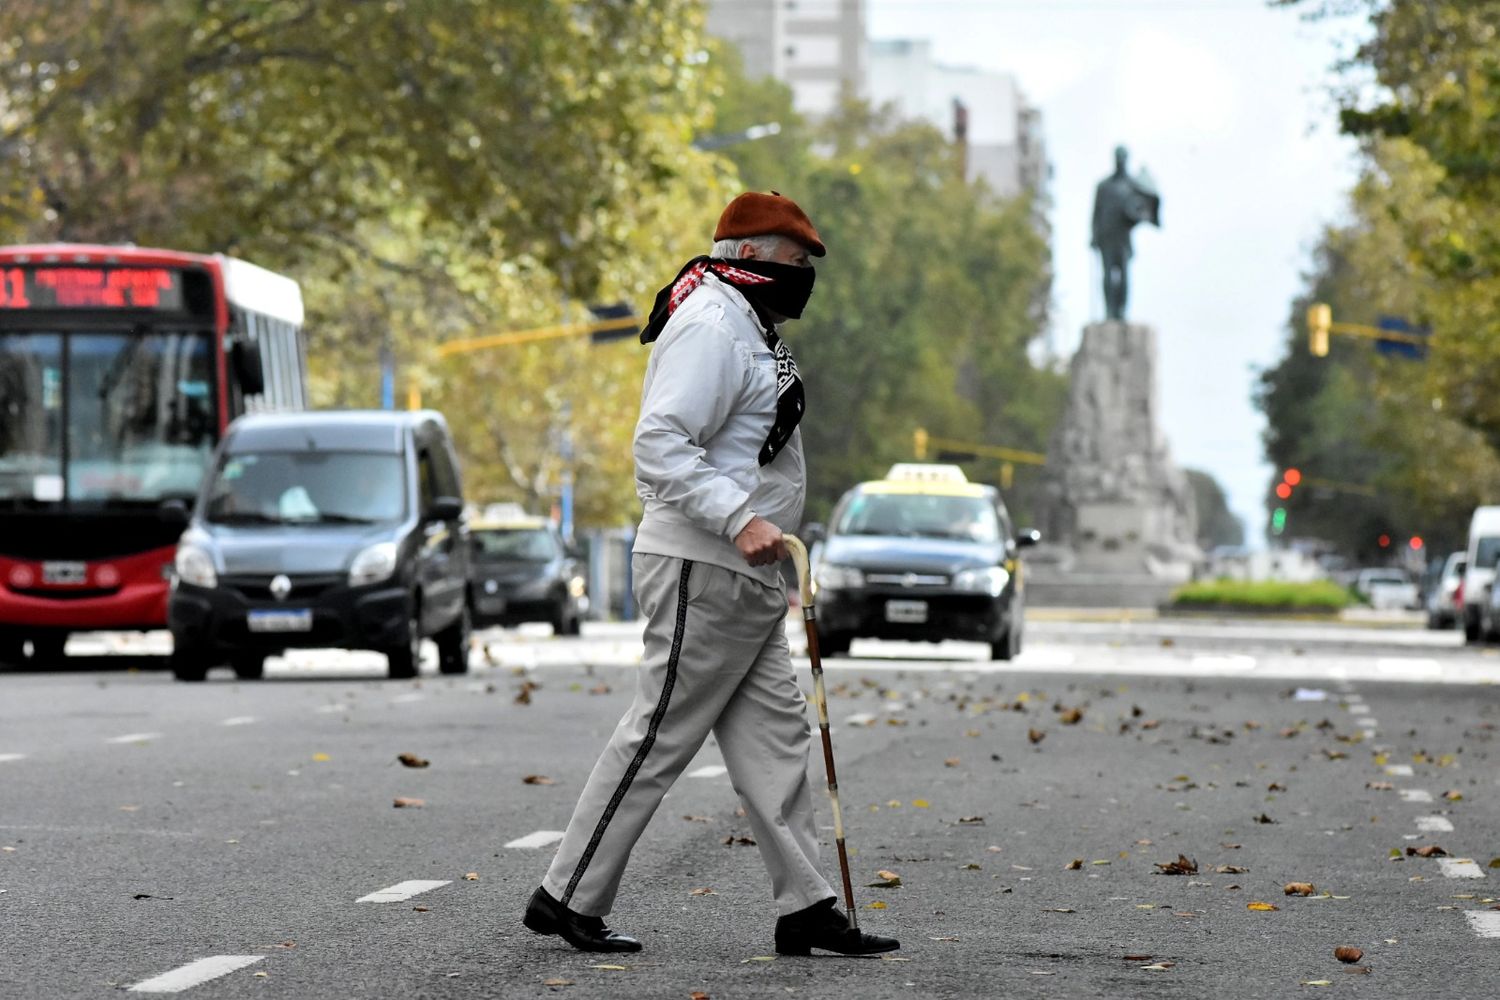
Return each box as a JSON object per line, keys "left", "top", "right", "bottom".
{"left": 1307, "top": 303, "right": 1331, "bottom": 357}
{"left": 1271, "top": 507, "right": 1287, "bottom": 535}
{"left": 1283, "top": 468, "right": 1302, "bottom": 486}
{"left": 1378, "top": 534, "right": 1391, "bottom": 548}
{"left": 1276, "top": 482, "right": 1292, "bottom": 500}
{"left": 1409, "top": 536, "right": 1424, "bottom": 551}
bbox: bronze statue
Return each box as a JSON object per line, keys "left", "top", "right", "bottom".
{"left": 1091, "top": 146, "right": 1161, "bottom": 321}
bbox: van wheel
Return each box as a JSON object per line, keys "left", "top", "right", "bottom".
{"left": 170, "top": 650, "right": 210, "bottom": 682}
{"left": 386, "top": 605, "right": 422, "bottom": 680}
{"left": 991, "top": 626, "right": 1020, "bottom": 661}
{"left": 230, "top": 654, "right": 266, "bottom": 681}
{"left": 30, "top": 633, "right": 68, "bottom": 664}
{"left": 1464, "top": 614, "right": 1481, "bottom": 643}
{"left": 436, "top": 607, "right": 471, "bottom": 675}
{"left": 551, "top": 599, "right": 581, "bottom": 637}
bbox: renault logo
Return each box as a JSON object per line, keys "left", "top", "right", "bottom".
{"left": 269, "top": 574, "right": 292, "bottom": 601}
{"left": 901, "top": 573, "right": 919, "bottom": 588}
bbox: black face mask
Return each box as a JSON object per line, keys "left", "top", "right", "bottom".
{"left": 723, "top": 257, "right": 816, "bottom": 320}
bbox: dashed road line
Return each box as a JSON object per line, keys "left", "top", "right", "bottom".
{"left": 1385, "top": 764, "right": 1414, "bottom": 777}
{"left": 390, "top": 693, "right": 425, "bottom": 704}
{"left": 504, "top": 830, "right": 566, "bottom": 849}
{"left": 1399, "top": 789, "right": 1434, "bottom": 803}
{"left": 1416, "top": 816, "right": 1455, "bottom": 833}
{"left": 687, "top": 765, "right": 728, "bottom": 779}
{"left": 1465, "top": 912, "right": 1500, "bottom": 938}
{"left": 127, "top": 956, "right": 264, "bottom": 993}
{"left": 219, "top": 717, "right": 257, "bottom": 727}
{"left": 1348, "top": 704, "right": 1371, "bottom": 715}
{"left": 356, "top": 879, "right": 450, "bottom": 903}
{"left": 1437, "top": 858, "right": 1487, "bottom": 880}
{"left": 105, "top": 732, "right": 161, "bottom": 745}
{"left": 0, "top": 753, "right": 26, "bottom": 763}
{"left": 313, "top": 704, "right": 347, "bottom": 715}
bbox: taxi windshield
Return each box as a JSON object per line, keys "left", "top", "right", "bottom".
{"left": 834, "top": 491, "right": 999, "bottom": 543}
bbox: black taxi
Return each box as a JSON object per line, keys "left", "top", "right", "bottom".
{"left": 809, "top": 464, "right": 1038, "bottom": 660}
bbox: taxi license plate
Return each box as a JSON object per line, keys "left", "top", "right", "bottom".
{"left": 247, "top": 609, "right": 313, "bottom": 633}
{"left": 884, "top": 600, "right": 928, "bottom": 624}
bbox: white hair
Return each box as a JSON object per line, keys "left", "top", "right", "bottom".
{"left": 710, "top": 233, "right": 795, "bottom": 259}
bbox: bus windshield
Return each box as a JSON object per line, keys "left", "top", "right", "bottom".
{"left": 0, "top": 329, "right": 217, "bottom": 506}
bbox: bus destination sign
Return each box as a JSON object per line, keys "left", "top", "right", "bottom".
{"left": 0, "top": 265, "right": 186, "bottom": 311}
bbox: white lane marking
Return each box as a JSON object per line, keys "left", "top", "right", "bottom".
{"left": 219, "top": 716, "right": 257, "bottom": 727}
{"left": 1466, "top": 911, "right": 1500, "bottom": 938}
{"left": 1400, "top": 789, "right": 1434, "bottom": 803}
{"left": 314, "top": 704, "right": 347, "bottom": 715}
{"left": 356, "top": 879, "right": 450, "bottom": 903}
{"left": 687, "top": 765, "right": 728, "bottom": 779}
{"left": 1375, "top": 657, "right": 1442, "bottom": 678}
{"left": 504, "top": 830, "right": 566, "bottom": 849}
{"left": 390, "top": 693, "right": 425, "bottom": 704}
{"left": 1348, "top": 704, "right": 1371, "bottom": 715}
{"left": 127, "top": 956, "right": 264, "bottom": 993}
{"left": 1359, "top": 718, "right": 1379, "bottom": 728}
{"left": 0, "top": 753, "right": 26, "bottom": 763}
{"left": 1416, "top": 816, "right": 1454, "bottom": 833}
{"left": 1190, "top": 655, "right": 1256, "bottom": 672}
{"left": 105, "top": 732, "right": 161, "bottom": 744}
{"left": 1437, "top": 858, "right": 1487, "bottom": 879}
{"left": 1385, "top": 764, "right": 1414, "bottom": 777}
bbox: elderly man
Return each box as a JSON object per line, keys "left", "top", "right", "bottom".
{"left": 523, "top": 192, "right": 898, "bottom": 957}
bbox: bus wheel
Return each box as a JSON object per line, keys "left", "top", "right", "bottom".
{"left": 170, "top": 651, "right": 210, "bottom": 682}
{"left": 230, "top": 654, "right": 266, "bottom": 681}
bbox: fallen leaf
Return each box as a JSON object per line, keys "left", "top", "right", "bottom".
{"left": 253, "top": 972, "right": 268, "bottom": 978}
{"left": 912, "top": 799, "right": 930, "bottom": 809}
{"left": 397, "top": 753, "right": 430, "bottom": 768}
{"left": 929, "top": 936, "right": 960, "bottom": 942}
{"left": 1122, "top": 954, "right": 1152, "bottom": 961}
{"left": 690, "top": 887, "right": 717, "bottom": 896}
{"left": 463, "top": 872, "right": 479, "bottom": 881}
{"left": 1323, "top": 749, "right": 1348, "bottom": 760}
{"left": 1215, "top": 865, "right": 1249, "bottom": 874}
{"left": 1254, "top": 813, "right": 1277, "bottom": 824}
{"left": 1279, "top": 727, "right": 1299, "bottom": 738}
{"left": 1247, "top": 901, "right": 1279, "bottom": 911}
{"left": 1489, "top": 858, "right": 1500, "bottom": 869}
{"left": 522, "top": 775, "right": 555, "bottom": 785}
{"left": 689, "top": 993, "right": 710, "bottom": 1000}
{"left": 1334, "top": 946, "right": 1363, "bottom": 964}
{"left": 542, "top": 978, "right": 574, "bottom": 987}
{"left": 1058, "top": 707, "right": 1084, "bottom": 725}
{"left": 589, "top": 684, "right": 611, "bottom": 695}
{"left": 957, "top": 815, "right": 985, "bottom": 825}
{"left": 413, "top": 905, "right": 429, "bottom": 912}
{"left": 1442, "top": 790, "right": 1463, "bottom": 801}
{"left": 118, "top": 805, "right": 140, "bottom": 812}
{"left": 312, "top": 752, "right": 331, "bottom": 762}
{"left": 1345, "top": 967, "right": 1372, "bottom": 975}
{"left": 682, "top": 815, "right": 711, "bottom": 823}
{"left": 393, "top": 797, "right": 425, "bottom": 808}
{"left": 944, "top": 757, "right": 961, "bottom": 767}
{"left": 1141, "top": 719, "right": 1160, "bottom": 730}
{"left": 1301, "top": 980, "right": 1332, "bottom": 987}
{"left": 959, "top": 863, "right": 981, "bottom": 870}
{"left": 1042, "top": 907, "right": 1076, "bottom": 913}
{"left": 1284, "top": 882, "right": 1316, "bottom": 896}
{"left": 1406, "top": 845, "right": 1447, "bottom": 858}
{"left": 867, "top": 870, "right": 902, "bottom": 888}
{"left": 740, "top": 956, "right": 776, "bottom": 963}
{"left": 866, "top": 900, "right": 887, "bottom": 909}
{"left": 1155, "top": 854, "right": 1198, "bottom": 876}
{"left": 589, "top": 963, "right": 630, "bottom": 970}
{"left": 1065, "top": 859, "right": 1084, "bottom": 870}
{"left": 1028, "top": 728, "right": 1046, "bottom": 744}
{"left": 1141, "top": 962, "right": 1175, "bottom": 971}
{"left": 722, "top": 835, "right": 756, "bottom": 846}
{"left": 1366, "top": 781, "right": 1393, "bottom": 791}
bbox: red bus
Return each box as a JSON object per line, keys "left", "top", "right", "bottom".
{"left": 0, "top": 244, "right": 308, "bottom": 665}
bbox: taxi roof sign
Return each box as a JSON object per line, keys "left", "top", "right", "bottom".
{"left": 884, "top": 463, "right": 969, "bottom": 484}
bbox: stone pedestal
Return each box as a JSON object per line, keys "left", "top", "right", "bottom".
{"left": 1039, "top": 321, "right": 1200, "bottom": 583}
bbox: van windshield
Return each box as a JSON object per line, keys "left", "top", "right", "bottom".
{"left": 204, "top": 451, "right": 406, "bottom": 525}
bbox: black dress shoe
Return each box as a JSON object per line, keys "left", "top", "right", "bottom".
{"left": 774, "top": 897, "right": 899, "bottom": 956}
{"left": 523, "top": 886, "right": 642, "bottom": 953}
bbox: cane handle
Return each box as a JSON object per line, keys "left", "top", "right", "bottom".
{"left": 785, "top": 534, "right": 814, "bottom": 611}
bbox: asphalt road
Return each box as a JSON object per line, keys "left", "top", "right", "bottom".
{"left": 2, "top": 618, "right": 1497, "bottom": 998}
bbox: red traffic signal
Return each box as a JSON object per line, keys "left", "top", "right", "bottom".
{"left": 1282, "top": 468, "right": 1302, "bottom": 486}
{"left": 1275, "top": 483, "right": 1292, "bottom": 500}
{"left": 1409, "top": 536, "right": 1424, "bottom": 551}
{"left": 1378, "top": 534, "right": 1391, "bottom": 548}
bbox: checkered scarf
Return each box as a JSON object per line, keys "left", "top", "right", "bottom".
{"left": 641, "top": 256, "right": 806, "bottom": 468}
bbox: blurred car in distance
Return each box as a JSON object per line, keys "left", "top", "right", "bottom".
{"left": 1462, "top": 506, "right": 1500, "bottom": 643}
{"left": 1354, "top": 567, "right": 1419, "bottom": 611}
{"left": 167, "top": 410, "right": 470, "bottom": 681}
{"left": 808, "top": 463, "right": 1038, "bottom": 660}
{"left": 1425, "top": 552, "right": 1466, "bottom": 630}
{"left": 468, "top": 514, "right": 586, "bottom": 635}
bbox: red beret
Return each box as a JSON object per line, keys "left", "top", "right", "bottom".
{"left": 714, "top": 191, "right": 826, "bottom": 257}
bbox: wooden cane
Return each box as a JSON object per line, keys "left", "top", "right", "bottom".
{"left": 785, "top": 535, "right": 859, "bottom": 929}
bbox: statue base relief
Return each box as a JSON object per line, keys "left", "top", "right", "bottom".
{"left": 1028, "top": 321, "right": 1201, "bottom": 606}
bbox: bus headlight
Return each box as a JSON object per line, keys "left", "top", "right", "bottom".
{"left": 349, "top": 542, "right": 398, "bottom": 587}
{"left": 953, "top": 566, "right": 1009, "bottom": 597}
{"left": 174, "top": 545, "right": 218, "bottom": 589}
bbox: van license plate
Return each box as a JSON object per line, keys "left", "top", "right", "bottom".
{"left": 247, "top": 609, "right": 313, "bottom": 633}
{"left": 885, "top": 600, "right": 928, "bottom": 624}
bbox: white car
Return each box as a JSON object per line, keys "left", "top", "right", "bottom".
{"left": 1463, "top": 506, "right": 1500, "bottom": 642}
{"left": 1426, "top": 552, "right": 1466, "bottom": 629}
{"left": 1355, "top": 568, "right": 1419, "bottom": 611}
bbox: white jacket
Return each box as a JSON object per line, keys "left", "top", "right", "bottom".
{"left": 632, "top": 274, "right": 805, "bottom": 587}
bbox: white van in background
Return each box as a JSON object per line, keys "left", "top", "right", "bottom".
{"left": 1462, "top": 506, "right": 1500, "bottom": 642}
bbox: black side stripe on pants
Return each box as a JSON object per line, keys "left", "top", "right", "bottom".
{"left": 561, "top": 559, "right": 693, "bottom": 907}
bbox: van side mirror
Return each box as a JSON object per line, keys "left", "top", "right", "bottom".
{"left": 1015, "top": 528, "right": 1041, "bottom": 548}
{"left": 158, "top": 498, "right": 190, "bottom": 526}
{"left": 428, "top": 496, "right": 463, "bottom": 522}
{"left": 802, "top": 522, "right": 826, "bottom": 544}
{"left": 231, "top": 339, "right": 265, "bottom": 396}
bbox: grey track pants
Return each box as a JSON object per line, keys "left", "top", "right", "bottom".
{"left": 541, "top": 553, "right": 836, "bottom": 918}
